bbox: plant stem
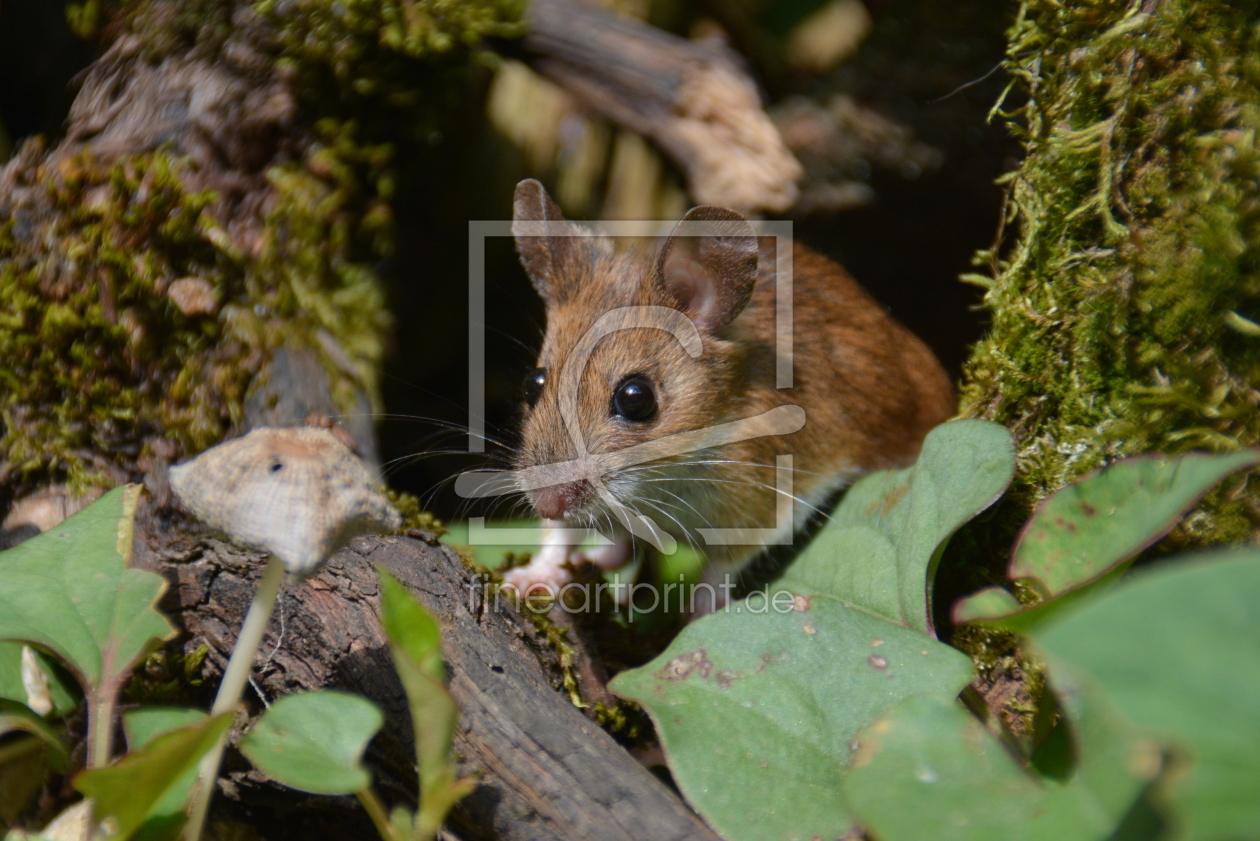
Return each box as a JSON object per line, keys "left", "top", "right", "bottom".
{"left": 356, "top": 787, "right": 401, "bottom": 841}
{"left": 184, "top": 554, "right": 286, "bottom": 841}
{"left": 87, "top": 690, "right": 116, "bottom": 768}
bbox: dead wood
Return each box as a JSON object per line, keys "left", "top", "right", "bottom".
{"left": 132, "top": 501, "right": 718, "bottom": 841}
{"left": 515, "top": 0, "right": 802, "bottom": 214}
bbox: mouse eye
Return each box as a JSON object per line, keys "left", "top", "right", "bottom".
{"left": 611, "top": 375, "right": 657, "bottom": 422}
{"left": 524, "top": 368, "right": 546, "bottom": 407}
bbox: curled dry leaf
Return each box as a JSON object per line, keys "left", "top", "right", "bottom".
{"left": 169, "top": 426, "right": 401, "bottom": 577}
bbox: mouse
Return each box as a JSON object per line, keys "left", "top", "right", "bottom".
{"left": 499, "top": 178, "right": 955, "bottom": 610}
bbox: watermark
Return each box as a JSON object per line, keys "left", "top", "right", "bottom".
{"left": 459, "top": 216, "right": 798, "bottom": 553}
{"left": 466, "top": 572, "right": 802, "bottom": 622}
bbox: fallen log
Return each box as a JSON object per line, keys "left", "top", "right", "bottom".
{"left": 132, "top": 500, "right": 718, "bottom": 841}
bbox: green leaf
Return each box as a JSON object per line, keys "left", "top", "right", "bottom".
{"left": 123, "top": 707, "right": 208, "bottom": 750}
{"left": 610, "top": 597, "right": 974, "bottom": 841}
{"left": 951, "top": 586, "right": 1021, "bottom": 623}
{"left": 240, "top": 690, "right": 383, "bottom": 796}
{"left": 0, "top": 699, "right": 68, "bottom": 771}
{"left": 776, "top": 419, "right": 1015, "bottom": 633}
{"left": 1011, "top": 451, "right": 1259, "bottom": 597}
{"left": 842, "top": 691, "right": 1152, "bottom": 841}
{"left": 0, "top": 642, "right": 79, "bottom": 716}
{"left": 0, "top": 698, "right": 70, "bottom": 823}
{"left": 1034, "top": 549, "right": 1260, "bottom": 841}
{"left": 75, "top": 713, "right": 231, "bottom": 841}
{"left": 378, "top": 571, "right": 443, "bottom": 683}
{"left": 0, "top": 486, "right": 175, "bottom": 718}
{"left": 377, "top": 569, "right": 474, "bottom": 839}
{"left": 0, "top": 735, "right": 54, "bottom": 827}
{"left": 951, "top": 565, "right": 1129, "bottom": 634}
{"left": 0, "top": 642, "right": 28, "bottom": 705}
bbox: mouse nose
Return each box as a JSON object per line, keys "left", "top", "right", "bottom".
{"left": 531, "top": 480, "right": 591, "bottom": 520}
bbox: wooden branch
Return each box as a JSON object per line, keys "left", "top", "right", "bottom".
{"left": 516, "top": 0, "right": 802, "bottom": 214}
{"left": 133, "top": 502, "right": 719, "bottom": 841}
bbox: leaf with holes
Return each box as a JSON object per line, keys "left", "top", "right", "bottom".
{"left": 610, "top": 596, "right": 973, "bottom": 841}
{"left": 775, "top": 419, "right": 1015, "bottom": 634}
{"left": 953, "top": 450, "right": 1259, "bottom": 630}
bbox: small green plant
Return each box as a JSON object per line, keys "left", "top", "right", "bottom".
{"left": 0, "top": 488, "right": 471, "bottom": 841}
{"left": 611, "top": 420, "right": 1260, "bottom": 841}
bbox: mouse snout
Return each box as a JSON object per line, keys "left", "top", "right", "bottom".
{"left": 531, "top": 479, "right": 593, "bottom": 520}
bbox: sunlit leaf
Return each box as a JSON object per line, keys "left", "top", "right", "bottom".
{"left": 240, "top": 690, "right": 382, "bottom": 796}
{"left": 1034, "top": 550, "right": 1260, "bottom": 841}
{"left": 776, "top": 420, "right": 1015, "bottom": 633}
{"left": 953, "top": 451, "right": 1259, "bottom": 633}
{"left": 123, "top": 707, "right": 208, "bottom": 751}
{"left": 842, "top": 689, "right": 1152, "bottom": 841}
{"left": 75, "top": 713, "right": 231, "bottom": 841}
{"left": 611, "top": 596, "right": 974, "bottom": 841}
{"left": 0, "top": 486, "right": 175, "bottom": 733}
{"left": 378, "top": 569, "right": 474, "bottom": 838}
{"left": 1012, "top": 451, "right": 1259, "bottom": 596}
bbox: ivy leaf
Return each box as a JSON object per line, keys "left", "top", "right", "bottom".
{"left": 0, "top": 485, "right": 175, "bottom": 761}
{"left": 240, "top": 690, "right": 383, "bottom": 796}
{"left": 610, "top": 597, "right": 974, "bottom": 841}
{"left": 75, "top": 713, "right": 231, "bottom": 841}
{"left": 776, "top": 419, "right": 1015, "bottom": 633}
{"left": 1034, "top": 549, "right": 1260, "bottom": 841}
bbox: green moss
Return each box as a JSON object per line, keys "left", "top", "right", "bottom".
{"left": 0, "top": 148, "right": 245, "bottom": 494}
{"left": 125, "top": 643, "right": 210, "bottom": 704}
{"left": 961, "top": 0, "right": 1260, "bottom": 545}
{"left": 592, "top": 698, "right": 650, "bottom": 742}
{"left": 251, "top": 0, "right": 523, "bottom": 64}
{"left": 386, "top": 488, "right": 446, "bottom": 535}
{"left": 2, "top": 0, "right": 524, "bottom": 501}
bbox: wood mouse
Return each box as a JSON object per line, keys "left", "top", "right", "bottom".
{"left": 500, "top": 179, "right": 954, "bottom": 608}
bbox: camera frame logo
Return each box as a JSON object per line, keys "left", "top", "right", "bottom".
{"left": 458, "top": 217, "right": 799, "bottom": 555}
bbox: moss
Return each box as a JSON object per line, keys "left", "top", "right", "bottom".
{"left": 592, "top": 698, "right": 651, "bottom": 743}
{"left": 386, "top": 488, "right": 446, "bottom": 535}
{"left": 961, "top": 0, "right": 1260, "bottom": 545}
{"left": 0, "top": 148, "right": 246, "bottom": 494}
{"left": 1, "top": 0, "right": 524, "bottom": 502}
{"left": 126, "top": 642, "right": 209, "bottom": 704}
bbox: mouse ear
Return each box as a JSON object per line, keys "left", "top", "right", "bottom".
{"left": 655, "top": 206, "right": 759, "bottom": 333}
{"left": 513, "top": 179, "right": 585, "bottom": 306}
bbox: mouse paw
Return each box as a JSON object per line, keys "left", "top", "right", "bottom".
{"left": 500, "top": 550, "right": 574, "bottom": 599}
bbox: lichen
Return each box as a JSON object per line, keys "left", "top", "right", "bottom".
{"left": 960, "top": 0, "right": 1260, "bottom": 546}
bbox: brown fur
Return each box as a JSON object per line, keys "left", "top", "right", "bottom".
{"left": 510, "top": 179, "right": 954, "bottom": 577}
